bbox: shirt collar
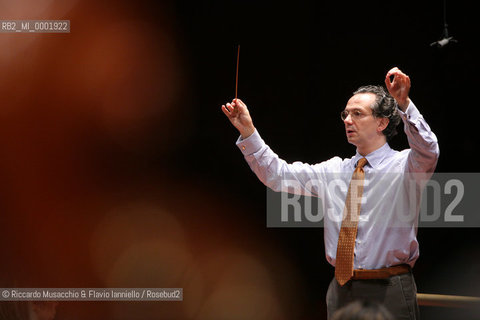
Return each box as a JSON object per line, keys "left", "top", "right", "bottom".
{"left": 353, "top": 142, "right": 392, "bottom": 169}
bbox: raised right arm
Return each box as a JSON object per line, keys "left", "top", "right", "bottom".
{"left": 222, "top": 99, "right": 339, "bottom": 196}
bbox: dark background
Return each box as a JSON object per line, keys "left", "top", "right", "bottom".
{"left": 0, "top": 0, "right": 479, "bottom": 319}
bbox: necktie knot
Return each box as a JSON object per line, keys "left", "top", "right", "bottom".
{"left": 356, "top": 157, "right": 368, "bottom": 170}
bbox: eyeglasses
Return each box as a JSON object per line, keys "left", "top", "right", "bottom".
{"left": 340, "top": 109, "right": 374, "bottom": 121}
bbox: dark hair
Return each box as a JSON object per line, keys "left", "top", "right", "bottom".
{"left": 332, "top": 300, "right": 394, "bottom": 320}
{"left": 353, "top": 85, "right": 401, "bottom": 141}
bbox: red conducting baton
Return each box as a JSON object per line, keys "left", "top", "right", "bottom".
{"left": 235, "top": 45, "right": 240, "bottom": 99}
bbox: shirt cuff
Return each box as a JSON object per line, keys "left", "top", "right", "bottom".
{"left": 397, "top": 100, "right": 421, "bottom": 124}
{"left": 236, "top": 129, "right": 264, "bottom": 156}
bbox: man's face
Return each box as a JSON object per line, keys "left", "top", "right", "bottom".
{"left": 343, "top": 93, "right": 385, "bottom": 149}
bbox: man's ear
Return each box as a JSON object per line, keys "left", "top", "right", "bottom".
{"left": 377, "top": 117, "right": 389, "bottom": 132}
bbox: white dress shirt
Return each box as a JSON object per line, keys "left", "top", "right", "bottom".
{"left": 236, "top": 100, "right": 439, "bottom": 269}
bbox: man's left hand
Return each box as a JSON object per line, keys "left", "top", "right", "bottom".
{"left": 385, "top": 67, "right": 411, "bottom": 111}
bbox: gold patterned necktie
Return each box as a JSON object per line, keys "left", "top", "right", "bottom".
{"left": 335, "top": 157, "right": 368, "bottom": 286}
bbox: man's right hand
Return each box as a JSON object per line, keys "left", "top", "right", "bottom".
{"left": 221, "top": 98, "right": 256, "bottom": 139}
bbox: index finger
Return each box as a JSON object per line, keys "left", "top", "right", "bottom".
{"left": 233, "top": 98, "right": 246, "bottom": 108}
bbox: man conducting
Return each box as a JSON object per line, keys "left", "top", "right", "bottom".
{"left": 221, "top": 67, "right": 439, "bottom": 319}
